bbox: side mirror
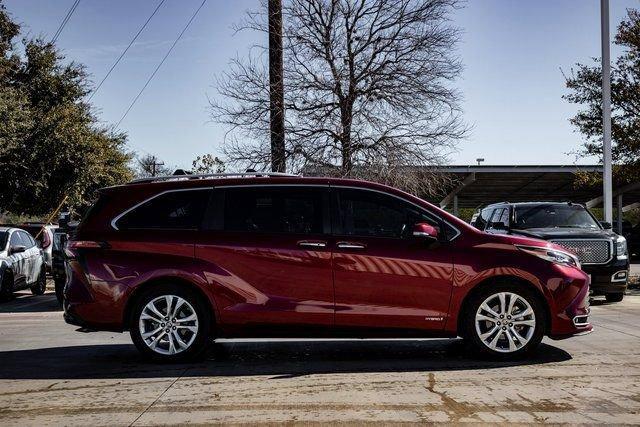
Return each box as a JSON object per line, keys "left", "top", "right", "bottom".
{"left": 9, "top": 245, "right": 26, "bottom": 255}
{"left": 600, "top": 221, "right": 612, "bottom": 230}
{"left": 412, "top": 223, "right": 439, "bottom": 240}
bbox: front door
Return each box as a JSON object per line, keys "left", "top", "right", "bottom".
{"left": 195, "top": 186, "right": 334, "bottom": 336}
{"left": 331, "top": 188, "right": 455, "bottom": 334}
{"left": 8, "top": 231, "right": 27, "bottom": 289}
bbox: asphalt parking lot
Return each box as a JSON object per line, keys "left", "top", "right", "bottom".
{"left": 0, "top": 281, "right": 639, "bottom": 426}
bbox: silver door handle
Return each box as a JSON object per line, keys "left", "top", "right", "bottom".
{"left": 297, "top": 241, "right": 327, "bottom": 248}
{"left": 336, "top": 242, "right": 366, "bottom": 250}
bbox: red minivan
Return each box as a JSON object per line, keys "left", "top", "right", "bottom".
{"left": 64, "top": 173, "right": 592, "bottom": 361}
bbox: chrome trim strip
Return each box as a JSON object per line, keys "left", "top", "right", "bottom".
{"left": 110, "top": 187, "right": 214, "bottom": 231}
{"left": 549, "top": 239, "right": 614, "bottom": 265}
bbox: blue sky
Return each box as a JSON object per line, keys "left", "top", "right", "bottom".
{"left": 4, "top": 0, "right": 639, "bottom": 169}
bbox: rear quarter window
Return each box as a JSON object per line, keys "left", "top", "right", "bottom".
{"left": 115, "top": 189, "right": 210, "bottom": 230}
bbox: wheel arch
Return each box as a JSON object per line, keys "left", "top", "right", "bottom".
{"left": 122, "top": 275, "right": 218, "bottom": 333}
{"left": 456, "top": 275, "right": 551, "bottom": 336}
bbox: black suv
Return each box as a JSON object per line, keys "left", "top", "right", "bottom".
{"left": 471, "top": 202, "right": 630, "bottom": 302}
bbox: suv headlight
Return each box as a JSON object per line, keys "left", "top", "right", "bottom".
{"left": 616, "top": 236, "right": 628, "bottom": 259}
{"left": 516, "top": 245, "right": 581, "bottom": 269}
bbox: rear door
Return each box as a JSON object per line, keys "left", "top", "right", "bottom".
{"left": 331, "top": 187, "right": 455, "bottom": 334}
{"left": 195, "top": 185, "right": 334, "bottom": 336}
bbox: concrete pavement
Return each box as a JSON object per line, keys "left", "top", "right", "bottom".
{"left": 0, "top": 287, "right": 639, "bottom": 425}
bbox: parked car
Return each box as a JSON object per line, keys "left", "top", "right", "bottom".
{"left": 471, "top": 202, "right": 630, "bottom": 302}
{"left": 18, "top": 223, "right": 58, "bottom": 272}
{"left": 65, "top": 174, "right": 592, "bottom": 362}
{"left": 0, "top": 227, "right": 46, "bottom": 300}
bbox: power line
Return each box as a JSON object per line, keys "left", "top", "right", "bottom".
{"left": 52, "top": 0, "right": 81, "bottom": 43}
{"left": 88, "top": 0, "right": 166, "bottom": 101}
{"left": 117, "top": 0, "right": 208, "bottom": 127}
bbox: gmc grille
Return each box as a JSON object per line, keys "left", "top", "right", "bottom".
{"left": 550, "top": 239, "right": 611, "bottom": 265}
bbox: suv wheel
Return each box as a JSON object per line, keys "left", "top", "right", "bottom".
{"left": 130, "top": 284, "right": 210, "bottom": 362}
{"left": 605, "top": 292, "right": 624, "bottom": 303}
{"left": 30, "top": 267, "right": 47, "bottom": 295}
{"left": 463, "top": 283, "right": 545, "bottom": 359}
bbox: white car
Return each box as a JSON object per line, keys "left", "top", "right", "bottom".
{"left": 0, "top": 227, "right": 46, "bottom": 300}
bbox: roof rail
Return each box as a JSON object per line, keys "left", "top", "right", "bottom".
{"left": 128, "top": 171, "right": 299, "bottom": 185}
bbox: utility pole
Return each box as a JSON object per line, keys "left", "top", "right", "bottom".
{"left": 601, "top": 0, "right": 613, "bottom": 223}
{"left": 268, "top": 0, "right": 286, "bottom": 172}
{"left": 150, "top": 157, "right": 164, "bottom": 177}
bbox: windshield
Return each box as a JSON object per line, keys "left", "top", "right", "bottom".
{"left": 0, "top": 232, "right": 7, "bottom": 250}
{"left": 513, "top": 204, "right": 600, "bottom": 230}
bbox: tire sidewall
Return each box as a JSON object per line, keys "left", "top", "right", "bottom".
{"left": 129, "top": 283, "right": 211, "bottom": 362}
{"left": 30, "top": 267, "right": 46, "bottom": 295}
{"left": 464, "top": 282, "right": 546, "bottom": 360}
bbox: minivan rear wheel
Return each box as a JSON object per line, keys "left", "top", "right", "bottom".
{"left": 130, "top": 284, "right": 210, "bottom": 362}
{"left": 463, "top": 283, "right": 545, "bottom": 359}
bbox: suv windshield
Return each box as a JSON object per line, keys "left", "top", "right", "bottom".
{"left": 513, "top": 204, "right": 601, "bottom": 230}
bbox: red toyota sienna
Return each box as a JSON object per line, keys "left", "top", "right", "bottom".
{"left": 64, "top": 173, "right": 592, "bottom": 362}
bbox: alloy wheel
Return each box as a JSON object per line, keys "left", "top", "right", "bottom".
{"left": 138, "top": 295, "right": 199, "bottom": 355}
{"left": 474, "top": 291, "right": 536, "bottom": 353}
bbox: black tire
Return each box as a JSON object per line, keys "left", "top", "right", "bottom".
{"left": 30, "top": 267, "right": 47, "bottom": 295}
{"left": 54, "top": 279, "right": 65, "bottom": 305}
{"left": 605, "top": 292, "right": 624, "bottom": 303}
{"left": 129, "top": 283, "right": 211, "bottom": 362}
{"left": 0, "top": 271, "right": 14, "bottom": 301}
{"left": 462, "top": 282, "right": 546, "bottom": 360}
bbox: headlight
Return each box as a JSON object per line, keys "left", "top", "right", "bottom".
{"left": 516, "top": 245, "right": 581, "bottom": 269}
{"left": 616, "top": 236, "right": 628, "bottom": 259}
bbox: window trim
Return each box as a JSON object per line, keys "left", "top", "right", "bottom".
{"left": 110, "top": 187, "right": 213, "bottom": 231}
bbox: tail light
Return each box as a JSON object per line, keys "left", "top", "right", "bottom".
{"left": 41, "top": 230, "right": 52, "bottom": 249}
{"left": 67, "top": 240, "right": 110, "bottom": 249}
{"left": 65, "top": 240, "right": 110, "bottom": 258}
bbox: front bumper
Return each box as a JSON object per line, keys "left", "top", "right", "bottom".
{"left": 583, "top": 258, "right": 629, "bottom": 294}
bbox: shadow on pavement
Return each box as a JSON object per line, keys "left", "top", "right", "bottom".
{"left": 0, "top": 292, "right": 61, "bottom": 313}
{"left": 0, "top": 339, "right": 571, "bottom": 380}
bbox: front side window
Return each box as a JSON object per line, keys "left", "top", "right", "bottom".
{"left": 487, "top": 207, "right": 510, "bottom": 231}
{"left": 223, "top": 187, "right": 324, "bottom": 234}
{"left": 336, "top": 189, "right": 443, "bottom": 239}
{"left": 116, "top": 189, "right": 210, "bottom": 230}
{"left": 9, "top": 232, "right": 21, "bottom": 248}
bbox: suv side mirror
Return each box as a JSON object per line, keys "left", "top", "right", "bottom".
{"left": 600, "top": 221, "right": 612, "bottom": 230}
{"left": 412, "top": 223, "right": 439, "bottom": 240}
{"left": 9, "top": 245, "right": 26, "bottom": 255}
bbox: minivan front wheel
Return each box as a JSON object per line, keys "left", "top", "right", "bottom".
{"left": 463, "top": 284, "right": 545, "bottom": 359}
{"left": 130, "top": 284, "right": 210, "bottom": 362}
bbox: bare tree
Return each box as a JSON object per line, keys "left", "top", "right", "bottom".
{"left": 211, "top": 0, "right": 466, "bottom": 196}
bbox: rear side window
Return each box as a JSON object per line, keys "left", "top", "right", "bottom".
{"left": 222, "top": 187, "right": 324, "bottom": 234}
{"left": 19, "top": 231, "right": 36, "bottom": 248}
{"left": 115, "top": 189, "right": 210, "bottom": 230}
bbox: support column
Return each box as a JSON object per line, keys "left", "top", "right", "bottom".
{"left": 617, "top": 193, "right": 623, "bottom": 234}
{"left": 453, "top": 195, "right": 459, "bottom": 217}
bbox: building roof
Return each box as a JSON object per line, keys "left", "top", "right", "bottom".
{"left": 431, "top": 165, "right": 638, "bottom": 211}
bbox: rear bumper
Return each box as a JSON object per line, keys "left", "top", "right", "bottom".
{"left": 63, "top": 258, "right": 129, "bottom": 332}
